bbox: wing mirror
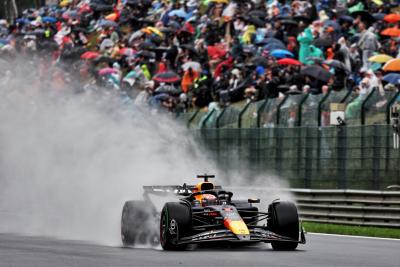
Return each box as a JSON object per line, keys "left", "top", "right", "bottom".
{"left": 248, "top": 198, "right": 260, "bottom": 204}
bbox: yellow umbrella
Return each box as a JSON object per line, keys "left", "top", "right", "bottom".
{"left": 368, "top": 54, "right": 394, "bottom": 63}
{"left": 209, "top": 0, "right": 230, "bottom": 4}
{"left": 383, "top": 58, "right": 400, "bottom": 71}
{"left": 372, "top": 0, "right": 383, "bottom": 5}
{"left": 59, "top": 0, "right": 71, "bottom": 8}
{"left": 142, "top": 26, "right": 164, "bottom": 38}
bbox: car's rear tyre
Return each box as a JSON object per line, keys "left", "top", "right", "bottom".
{"left": 268, "top": 201, "right": 299, "bottom": 250}
{"left": 160, "top": 202, "right": 191, "bottom": 250}
{"left": 121, "top": 200, "right": 153, "bottom": 246}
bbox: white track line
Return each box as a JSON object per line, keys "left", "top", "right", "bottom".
{"left": 308, "top": 232, "right": 400, "bottom": 241}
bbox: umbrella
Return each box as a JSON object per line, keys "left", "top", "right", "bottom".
{"left": 128, "top": 30, "right": 145, "bottom": 44}
{"left": 142, "top": 26, "right": 164, "bottom": 38}
{"left": 98, "top": 67, "right": 118, "bottom": 76}
{"left": 209, "top": 0, "right": 229, "bottom": 4}
{"left": 259, "top": 37, "right": 285, "bottom": 46}
{"left": 105, "top": 12, "right": 118, "bottom": 21}
{"left": 100, "top": 38, "right": 114, "bottom": 51}
{"left": 0, "top": 39, "right": 9, "bottom": 45}
{"left": 250, "top": 56, "right": 268, "bottom": 67}
{"left": 153, "top": 71, "right": 181, "bottom": 83}
{"left": 207, "top": 45, "right": 227, "bottom": 59}
{"left": 155, "top": 85, "right": 182, "bottom": 95}
{"left": 312, "top": 38, "right": 332, "bottom": 48}
{"left": 168, "top": 9, "right": 188, "bottom": 18}
{"left": 98, "top": 19, "right": 118, "bottom": 28}
{"left": 373, "top": 13, "right": 386, "bottom": 21}
{"left": 383, "top": 73, "right": 400, "bottom": 85}
{"left": 338, "top": 15, "right": 354, "bottom": 23}
{"left": 136, "top": 50, "right": 156, "bottom": 58}
{"left": 278, "top": 58, "right": 301, "bottom": 66}
{"left": 93, "top": 56, "right": 116, "bottom": 64}
{"left": 368, "top": 54, "right": 393, "bottom": 63}
{"left": 245, "top": 16, "right": 265, "bottom": 27}
{"left": 118, "top": 47, "right": 136, "bottom": 57}
{"left": 248, "top": 10, "right": 266, "bottom": 18}
{"left": 180, "top": 44, "right": 199, "bottom": 56}
{"left": 381, "top": 27, "right": 400, "bottom": 37}
{"left": 138, "top": 42, "right": 156, "bottom": 50}
{"left": 182, "top": 61, "right": 202, "bottom": 71}
{"left": 323, "top": 59, "right": 350, "bottom": 73}
{"left": 16, "top": 18, "right": 31, "bottom": 24}
{"left": 351, "top": 10, "right": 375, "bottom": 25}
{"left": 293, "top": 15, "right": 312, "bottom": 23}
{"left": 264, "top": 42, "right": 286, "bottom": 51}
{"left": 80, "top": 51, "right": 100, "bottom": 59}
{"left": 384, "top": 14, "right": 400, "bottom": 23}
{"left": 301, "top": 65, "right": 332, "bottom": 82}
{"left": 324, "top": 20, "right": 340, "bottom": 31}
{"left": 270, "top": 49, "right": 294, "bottom": 58}
{"left": 383, "top": 59, "right": 400, "bottom": 71}
{"left": 42, "top": 16, "right": 57, "bottom": 23}
{"left": 280, "top": 19, "right": 298, "bottom": 27}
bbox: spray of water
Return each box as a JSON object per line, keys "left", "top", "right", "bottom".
{"left": 0, "top": 60, "right": 292, "bottom": 246}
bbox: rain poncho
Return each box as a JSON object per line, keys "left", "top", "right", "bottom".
{"left": 297, "top": 27, "right": 314, "bottom": 64}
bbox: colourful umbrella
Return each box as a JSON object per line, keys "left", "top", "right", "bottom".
{"left": 98, "top": 67, "right": 118, "bottom": 76}
{"left": 271, "top": 49, "right": 294, "bottom": 58}
{"left": 277, "top": 58, "right": 301, "bottom": 66}
{"left": 368, "top": 54, "right": 393, "bottom": 63}
{"left": 384, "top": 14, "right": 400, "bottom": 23}
{"left": 118, "top": 47, "right": 136, "bottom": 57}
{"left": 381, "top": 27, "right": 400, "bottom": 37}
{"left": 383, "top": 59, "right": 400, "bottom": 71}
{"left": 383, "top": 73, "right": 400, "bottom": 85}
{"left": 209, "top": 0, "right": 230, "bottom": 4}
{"left": 207, "top": 45, "right": 227, "bottom": 59}
{"left": 105, "top": 12, "right": 118, "bottom": 21}
{"left": 153, "top": 71, "right": 181, "bottom": 83}
{"left": 80, "top": 51, "right": 100, "bottom": 59}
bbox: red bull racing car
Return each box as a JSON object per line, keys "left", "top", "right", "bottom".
{"left": 121, "top": 175, "right": 306, "bottom": 250}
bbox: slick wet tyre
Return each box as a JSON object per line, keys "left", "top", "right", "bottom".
{"left": 160, "top": 202, "right": 191, "bottom": 250}
{"left": 121, "top": 200, "right": 149, "bottom": 246}
{"left": 268, "top": 201, "right": 299, "bottom": 250}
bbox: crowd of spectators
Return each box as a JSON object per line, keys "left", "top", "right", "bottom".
{"left": 0, "top": 0, "right": 400, "bottom": 117}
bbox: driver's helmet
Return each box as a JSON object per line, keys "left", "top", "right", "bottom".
{"left": 195, "top": 193, "right": 218, "bottom": 206}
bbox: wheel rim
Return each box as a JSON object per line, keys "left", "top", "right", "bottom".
{"left": 160, "top": 209, "right": 168, "bottom": 246}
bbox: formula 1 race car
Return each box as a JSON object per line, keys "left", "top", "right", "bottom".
{"left": 121, "top": 175, "right": 306, "bottom": 250}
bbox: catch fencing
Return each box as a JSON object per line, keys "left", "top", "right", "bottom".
{"left": 177, "top": 89, "right": 400, "bottom": 191}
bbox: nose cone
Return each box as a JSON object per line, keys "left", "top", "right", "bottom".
{"left": 224, "top": 219, "right": 250, "bottom": 236}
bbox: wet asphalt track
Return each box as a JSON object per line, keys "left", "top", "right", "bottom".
{"left": 0, "top": 233, "right": 399, "bottom": 267}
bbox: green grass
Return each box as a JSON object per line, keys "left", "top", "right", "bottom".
{"left": 302, "top": 222, "right": 400, "bottom": 239}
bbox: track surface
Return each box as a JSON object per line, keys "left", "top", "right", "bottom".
{"left": 0, "top": 233, "right": 398, "bottom": 267}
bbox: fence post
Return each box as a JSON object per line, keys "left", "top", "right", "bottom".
{"left": 372, "top": 124, "right": 381, "bottom": 190}
{"left": 200, "top": 109, "right": 215, "bottom": 129}
{"left": 304, "top": 127, "right": 312, "bottom": 188}
{"left": 256, "top": 99, "right": 269, "bottom": 128}
{"left": 187, "top": 108, "right": 200, "bottom": 128}
{"left": 216, "top": 107, "right": 227, "bottom": 129}
{"left": 238, "top": 101, "right": 252, "bottom": 128}
{"left": 386, "top": 90, "right": 400, "bottom": 124}
{"left": 297, "top": 93, "right": 309, "bottom": 127}
{"left": 318, "top": 89, "right": 331, "bottom": 127}
{"left": 361, "top": 87, "right": 376, "bottom": 125}
{"left": 276, "top": 95, "right": 288, "bottom": 125}
{"left": 337, "top": 126, "right": 347, "bottom": 189}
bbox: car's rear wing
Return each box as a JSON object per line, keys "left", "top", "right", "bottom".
{"left": 143, "top": 184, "right": 222, "bottom": 196}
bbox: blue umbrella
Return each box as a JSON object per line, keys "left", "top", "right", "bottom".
{"left": 98, "top": 19, "right": 118, "bottom": 28}
{"left": 42, "top": 16, "right": 57, "bottom": 23}
{"left": 271, "top": 49, "right": 294, "bottom": 58}
{"left": 16, "top": 18, "right": 31, "bottom": 24}
{"left": 373, "top": 13, "right": 386, "bottom": 21}
{"left": 383, "top": 73, "right": 400, "bottom": 85}
{"left": 264, "top": 42, "right": 286, "bottom": 51}
{"left": 0, "top": 39, "right": 9, "bottom": 45}
{"left": 168, "top": 9, "right": 188, "bottom": 18}
{"left": 324, "top": 20, "right": 341, "bottom": 31}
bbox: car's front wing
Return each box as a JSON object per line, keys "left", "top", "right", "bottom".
{"left": 178, "top": 227, "right": 306, "bottom": 245}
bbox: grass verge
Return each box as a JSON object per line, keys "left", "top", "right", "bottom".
{"left": 302, "top": 222, "right": 400, "bottom": 239}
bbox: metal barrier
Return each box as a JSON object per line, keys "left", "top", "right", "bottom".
{"left": 292, "top": 189, "right": 400, "bottom": 228}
